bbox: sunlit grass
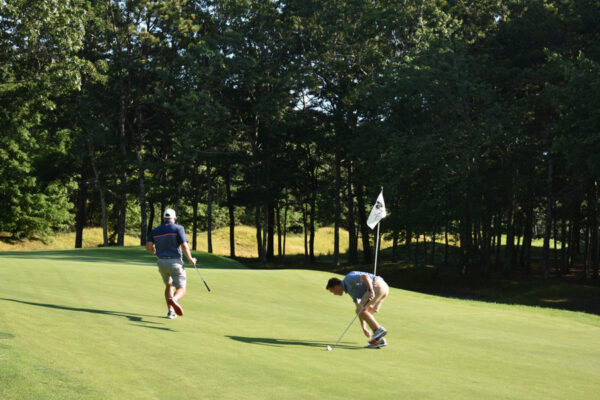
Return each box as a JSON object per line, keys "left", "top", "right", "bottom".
{"left": 0, "top": 225, "right": 560, "bottom": 257}
{"left": 0, "top": 228, "right": 140, "bottom": 251}
{"left": 0, "top": 248, "right": 598, "bottom": 400}
{"left": 192, "top": 225, "right": 394, "bottom": 257}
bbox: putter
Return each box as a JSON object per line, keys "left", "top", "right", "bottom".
{"left": 327, "top": 299, "right": 370, "bottom": 351}
{"left": 193, "top": 263, "right": 211, "bottom": 292}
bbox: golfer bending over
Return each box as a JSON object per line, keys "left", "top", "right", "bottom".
{"left": 327, "top": 271, "right": 389, "bottom": 348}
{"left": 146, "top": 209, "right": 196, "bottom": 319}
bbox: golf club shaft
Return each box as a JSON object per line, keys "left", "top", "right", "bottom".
{"left": 331, "top": 299, "right": 370, "bottom": 350}
{"left": 193, "top": 264, "right": 211, "bottom": 292}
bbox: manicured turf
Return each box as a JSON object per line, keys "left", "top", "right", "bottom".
{"left": 1, "top": 248, "right": 599, "bottom": 399}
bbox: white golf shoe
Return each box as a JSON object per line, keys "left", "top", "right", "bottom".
{"left": 372, "top": 326, "right": 387, "bottom": 341}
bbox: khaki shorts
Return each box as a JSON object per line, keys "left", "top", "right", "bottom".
{"left": 157, "top": 258, "right": 187, "bottom": 289}
{"left": 357, "top": 277, "right": 389, "bottom": 313}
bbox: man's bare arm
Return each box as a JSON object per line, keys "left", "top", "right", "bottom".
{"left": 181, "top": 242, "right": 196, "bottom": 265}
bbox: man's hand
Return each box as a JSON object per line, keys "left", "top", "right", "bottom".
{"left": 362, "top": 326, "right": 371, "bottom": 338}
{"left": 181, "top": 242, "right": 195, "bottom": 266}
{"left": 145, "top": 241, "right": 155, "bottom": 255}
{"left": 360, "top": 273, "right": 375, "bottom": 300}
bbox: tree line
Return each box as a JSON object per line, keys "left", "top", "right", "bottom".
{"left": 1, "top": 0, "right": 598, "bottom": 278}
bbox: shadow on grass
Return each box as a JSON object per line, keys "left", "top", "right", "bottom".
{"left": 236, "top": 246, "right": 600, "bottom": 317}
{"left": 226, "top": 335, "right": 363, "bottom": 350}
{"left": 0, "top": 297, "right": 175, "bottom": 332}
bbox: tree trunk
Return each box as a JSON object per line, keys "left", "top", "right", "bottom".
{"left": 75, "top": 169, "right": 87, "bottom": 248}
{"left": 460, "top": 208, "right": 473, "bottom": 276}
{"left": 559, "top": 218, "right": 567, "bottom": 276}
{"left": 333, "top": 152, "right": 341, "bottom": 266}
{"left": 190, "top": 158, "right": 200, "bottom": 250}
{"left": 225, "top": 164, "right": 235, "bottom": 258}
{"left": 480, "top": 213, "right": 492, "bottom": 276}
{"left": 276, "top": 201, "right": 282, "bottom": 258}
{"left": 192, "top": 200, "right": 198, "bottom": 251}
{"left": 147, "top": 201, "right": 155, "bottom": 239}
{"left": 553, "top": 215, "right": 558, "bottom": 274}
{"left": 175, "top": 165, "right": 184, "bottom": 215}
{"left": 137, "top": 146, "right": 147, "bottom": 246}
{"left": 542, "top": 157, "right": 553, "bottom": 278}
{"left": 504, "top": 201, "right": 515, "bottom": 277}
{"left": 495, "top": 214, "right": 503, "bottom": 272}
{"left": 116, "top": 95, "right": 128, "bottom": 247}
{"left": 414, "top": 234, "right": 420, "bottom": 265}
{"left": 207, "top": 165, "right": 213, "bottom": 254}
{"left": 135, "top": 99, "right": 147, "bottom": 247}
{"left": 568, "top": 218, "right": 580, "bottom": 273}
{"left": 309, "top": 191, "right": 316, "bottom": 264}
{"left": 392, "top": 230, "right": 399, "bottom": 262}
{"left": 431, "top": 231, "right": 437, "bottom": 265}
{"left": 405, "top": 227, "right": 412, "bottom": 263}
{"left": 356, "top": 184, "right": 372, "bottom": 263}
{"left": 86, "top": 138, "right": 108, "bottom": 247}
{"left": 514, "top": 230, "right": 521, "bottom": 267}
{"left": 521, "top": 196, "right": 534, "bottom": 274}
{"left": 255, "top": 205, "right": 263, "bottom": 261}
{"left": 444, "top": 222, "right": 449, "bottom": 267}
{"left": 473, "top": 221, "right": 480, "bottom": 251}
{"left": 302, "top": 200, "right": 308, "bottom": 260}
{"left": 591, "top": 182, "right": 599, "bottom": 280}
{"left": 584, "top": 224, "right": 590, "bottom": 277}
{"left": 267, "top": 202, "right": 274, "bottom": 260}
{"left": 282, "top": 190, "right": 288, "bottom": 257}
{"left": 261, "top": 204, "right": 268, "bottom": 264}
{"left": 346, "top": 160, "right": 358, "bottom": 264}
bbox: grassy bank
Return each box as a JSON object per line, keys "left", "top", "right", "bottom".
{"left": 0, "top": 228, "right": 140, "bottom": 251}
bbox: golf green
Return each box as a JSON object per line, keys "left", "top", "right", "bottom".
{"left": 1, "top": 248, "right": 599, "bottom": 399}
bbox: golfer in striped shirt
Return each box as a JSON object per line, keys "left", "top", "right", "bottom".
{"left": 146, "top": 209, "right": 196, "bottom": 319}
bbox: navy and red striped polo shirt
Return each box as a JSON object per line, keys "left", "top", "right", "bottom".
{"left": 147, "top": 221, "right": 188, "bottom": 259}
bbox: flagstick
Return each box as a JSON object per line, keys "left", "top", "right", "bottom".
{"left": 373, "top": 221, "right": 380, "bottom": 276}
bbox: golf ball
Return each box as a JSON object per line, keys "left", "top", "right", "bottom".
{"left": 326, "top": 345, "right": 332, "bottom": 351}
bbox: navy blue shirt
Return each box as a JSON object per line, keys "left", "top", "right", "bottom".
{"left": 147, "top": 221, "right": 188, "bottom": 259}
{"left": 342, "top": 271, "right": 378, "bottom": 302}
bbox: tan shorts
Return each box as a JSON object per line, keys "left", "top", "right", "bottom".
{"left": 157, "top": 258, "right": 187, "bottom": 289}
{"left": 357, "top": 277, "right": 389, "bottom": 313}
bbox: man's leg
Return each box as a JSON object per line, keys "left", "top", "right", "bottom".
{"left": 360, "top": 278, "right": 389, "bottom": 342}
{"left": 164, "top": 284, "right": 175, "bottom": 311}
{"left": 172, "top": 286, "right": 186, "bottom": 301}
{"left": 168, "top": 284, "right": 186, "bottom": 316}
{"left": 163, "top": 261, "right": 187, "bottom": 316}
{"left": 359, "top": 307, "right": 381, "bottom": 332}
{"left": 368, "top": 279, "right": 389, "bottom": 341}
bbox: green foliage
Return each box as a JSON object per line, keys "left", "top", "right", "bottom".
{"left": 0, "top": 0, "right": 598, "bottom": 279}
{"left": 5, "top": 182, "right": 74, "bottom": 240}
{"left": 0, "top": 0, "right": 88, "bottom": 239}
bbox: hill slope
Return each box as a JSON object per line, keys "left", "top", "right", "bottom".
{"left": 0, "top": 248, "right": 599, "bottom": 399}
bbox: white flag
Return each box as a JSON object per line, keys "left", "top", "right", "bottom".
{"left": 367, "top": 191, "right": 386, "bottom": 229}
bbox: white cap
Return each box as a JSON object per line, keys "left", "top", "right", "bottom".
{"left": 163, "top": 208, "right": 176, "bottom": 219}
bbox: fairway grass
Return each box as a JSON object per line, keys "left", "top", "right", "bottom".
{"left": 1, "top": 248, "right": 599, "bottom": 399}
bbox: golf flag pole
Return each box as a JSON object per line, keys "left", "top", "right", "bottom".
{"left": 374, "top": 220, "right": 381, "bottom": 276}
{"left": 367, "top": 187, "right": 386, "bottom": 276}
